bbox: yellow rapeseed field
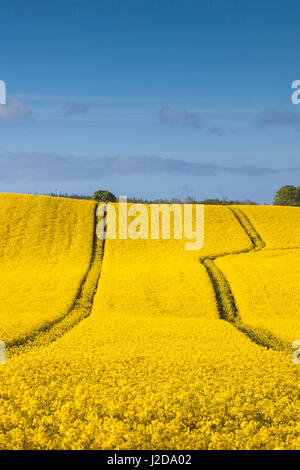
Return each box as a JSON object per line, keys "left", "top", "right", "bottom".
{"left": 0, "top": 195, "right": 299, "bottom": 450}
{"left": 97, "top": 204, "right": 252, "bottom": 320}
{"left": 239, "top": 205, "right": 300, "bottom": 249}
{"left": 0, "top": 314, "right": 299, "bottom": 449}
{"left": 215, "top": 204, "right": 300, "bottom": 346}
{"left": 0, "top": 194, "right": 96, "bottom": 345}
{"left": 216, "top": 249, "right": 300, "bottom": 345}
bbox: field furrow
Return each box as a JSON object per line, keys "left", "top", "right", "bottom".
{"left": 200, "top": 207, "right": 289, "bottom": 351}
{"left": 7, "top": 205, "right": 105, "bottom": 357}
{"left": 0, "top": 194, "right": 97, "bottom": 345}
{"left": 237, "top": 205, "right": 300, "bottom": 249}
{"left": 0, "top": 196, "right": 299, "bottom": 450}
{"left": 215, "top": 206, "right": 300, "bottom": 347}
{"left": 0, "top": 266, "right": 299, "bottom": 449}
{"left": 216, "top": 248, "right": 300, "bottom": 345}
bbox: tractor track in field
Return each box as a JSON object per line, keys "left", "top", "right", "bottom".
{"left": 200, "top": 207, "right": 289, "bottom": 352}
{"left": 7, "top": 204, "right": 107, "bottom": 357}
{"left": 5, "top": 204, "right": 294, "bottom": 358}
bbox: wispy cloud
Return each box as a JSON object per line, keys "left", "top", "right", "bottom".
{"left": 258, "top": 109, "right": 300, "bottom": 127}
{"left": 0, "top": 99, "right": 31, "bottom": 123}
{"left": 11, "top": 94, "right": 256, "bottom": 129}
{"left": 0, "top": 153, "right": 296, "bottom": 183}
{"left": 159, "top": 107, "right": 205, "bottom": 128}
{"left": 63, "top": 102, "right": 91, "bottom": 116}
{"left": 211, "top": 126, "right": 222, "bottom": 136}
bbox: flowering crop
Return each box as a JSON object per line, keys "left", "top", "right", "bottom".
{"left": 0, "top": 197, "right": 299, "bottom": 450}
{"left": 239, "top": 205, "right": 300, "bottom": 249}
{"left": 0, "top": 312, "right": 298, "bottom": 449}
{"left": 0, "top": 194, "right": 96, "bottom": 345}
{"left": 216, "top": 205, "right": 300, "bottom": 346}
{"left": 217, "top": 248, "right": 300, "bottom": 345}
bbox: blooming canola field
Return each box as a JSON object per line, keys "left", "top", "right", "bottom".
{"left": 0, "top": 194, "right": 299, "bottom": 449}
{"left": 215, "top": 204, "right": 300, "bottom": 345}
{"left": 0, "top": 194, "right": 97, "bottom": 346}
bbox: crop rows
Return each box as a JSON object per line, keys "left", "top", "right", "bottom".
{"left": 0, "top": 195, "right": 299, "bottom": 449}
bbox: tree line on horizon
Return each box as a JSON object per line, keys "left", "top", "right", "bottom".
{"left": 45, "top": 185, "right": 300, "bottom": 206}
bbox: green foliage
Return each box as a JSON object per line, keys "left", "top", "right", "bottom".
{"left": 273, "top": 185, "right": 300, "bottom": 206}
{"left": 92, "top": 190, "right": 116, "bottom": 203}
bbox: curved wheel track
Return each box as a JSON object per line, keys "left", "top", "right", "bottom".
{"left": 200, "top": 207, "right": 289, "bottom": 352}
{"left": 7, "top": 204, "right": 106, "bottom": 357}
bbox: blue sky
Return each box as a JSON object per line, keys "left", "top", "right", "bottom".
{"left": 0, "top": 0, "right": 300, "bottom": 203}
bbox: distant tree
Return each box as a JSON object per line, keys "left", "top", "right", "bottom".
{"left": 154, "top": 198, "right": 169, "bottom": 204}
{"left": 92, "top": 190, "right": 116, "bottom": 203}
{"left": 184, "top": 196, "right": 195, "bottom": 204}
{"left": 123, "top": 195, "right": 258, "bottom": 205}
{"left": 221, "top": 196, "right": 229, "bottom": 205}
{"left": 170, "top": 198, "right": 182, "bottom": 204}
{"left": 273, "top": 185, "right": 300, "bottom": 206}
{"left": 241, "top": 198, "right": 257, "bottom": 205}
{"left": 202, "top": 198, "right": 222, "bottom": 205}
{"left": 47, "top": 192, "right": 92, "bottom": 200}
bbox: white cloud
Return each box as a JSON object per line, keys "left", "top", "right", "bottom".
{"left": 0, "top": 99, "right": 31, "bottom": 123}
{"left": 0, "top": 153, "right": 290, "bottom": 183}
